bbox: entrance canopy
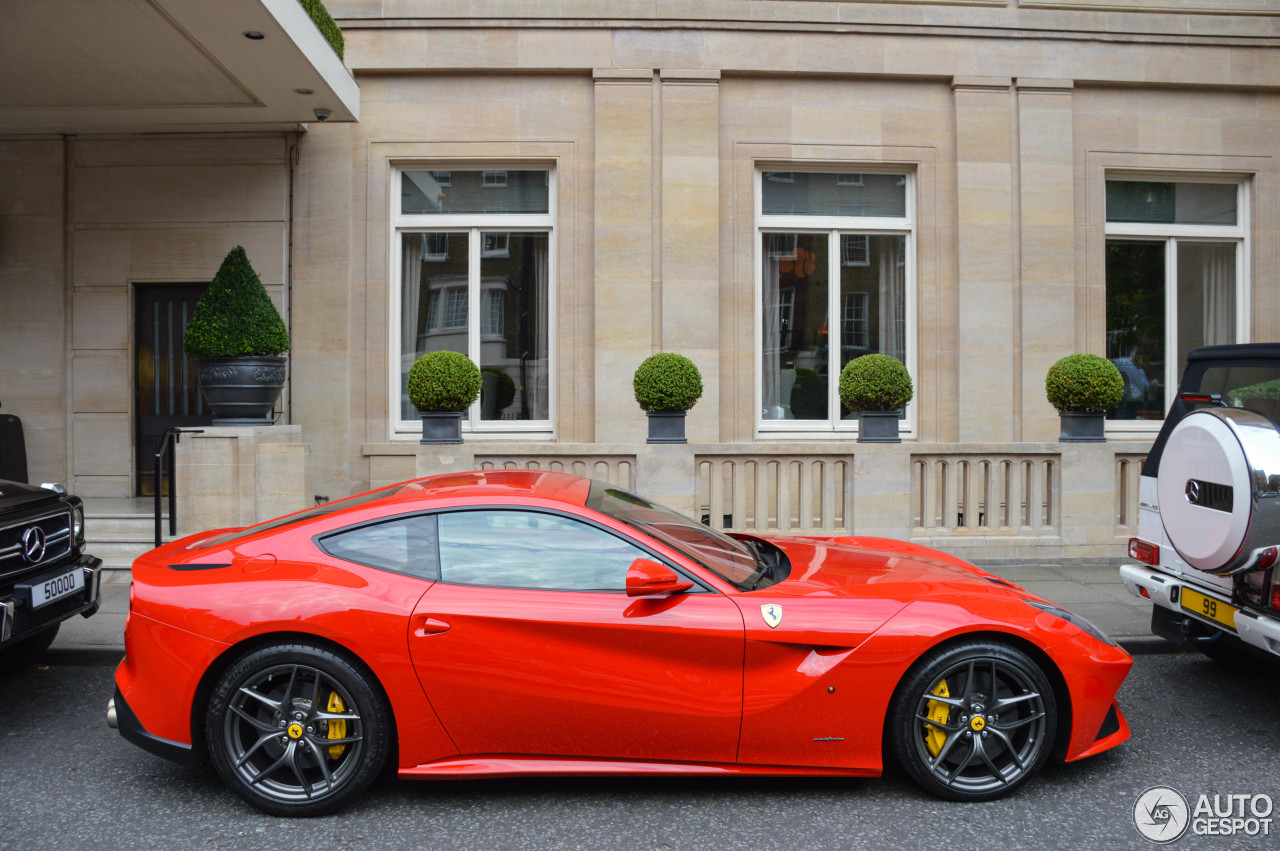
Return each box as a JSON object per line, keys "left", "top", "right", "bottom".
{"left": 0, "top": 0, "right": 358, "bottom": 135}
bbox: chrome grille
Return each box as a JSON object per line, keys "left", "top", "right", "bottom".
{"left": 0, "top": 509, "right": 73, "bottom": 582}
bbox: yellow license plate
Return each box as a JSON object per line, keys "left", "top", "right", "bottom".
{"left": 1181, "top": 587, "right": 1237, "bottom": 630}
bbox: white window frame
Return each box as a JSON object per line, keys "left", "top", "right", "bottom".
{"left": 841, "top": 234, "right": 870, "bottom": 267}
{"left": 842, "top": 291, "right": 869, "bottom": 351}
{"left": 754, "top": 168, "right": 917, "bottom": 438}
{"left": 481, "top": 232, "right": 510, "bottom": 259}
{"left": 1104, "top": 174, "right": 1249, "bottom": 436}
{"left": 390, "top": 166, "right": 556, "bottom": 439}
{"left": 422, "top": 232, "right": 449, "bottom": 262}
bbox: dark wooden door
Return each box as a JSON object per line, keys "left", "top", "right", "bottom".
{"left": 135, "top": 284, "right": 211, "bottom": 496}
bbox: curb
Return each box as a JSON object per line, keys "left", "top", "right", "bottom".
{"left": 1117, "top": 637, "right": 1180, "bottom": 655}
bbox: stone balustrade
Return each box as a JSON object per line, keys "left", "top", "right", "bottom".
{"left": 176, "top": 432, "right": 1151, "bottom": 563}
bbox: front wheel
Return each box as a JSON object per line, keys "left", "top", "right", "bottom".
{"left": 206, "top": 643, "right": 392, "bottom": 816}
{"left": 889, "top": 641, "right": 1057, "bottom": 802}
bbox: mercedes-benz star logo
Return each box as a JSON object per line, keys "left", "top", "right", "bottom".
{"left": 20, "top": 526, "right": 47, "bottom": 564}
{"left": 1185, "top": 480, "right": 1201, "bottom": 505}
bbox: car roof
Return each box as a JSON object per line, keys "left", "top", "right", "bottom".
{"left": 1187, "top": 342, "right": 1280, "bottom": 363}
{"left": 390, "top": 469, "right": 593, "bottom": 507}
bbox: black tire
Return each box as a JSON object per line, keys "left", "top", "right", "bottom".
{"left": 205, "top": 642, "right": 392, "bottom": 816}
{"left": 889, "top": 640, "right": 1057, "bottom": 802}
{"left": 0, "top": 623, "right": 60, "bottom": 673}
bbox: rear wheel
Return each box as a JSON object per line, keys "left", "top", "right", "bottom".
{"left": 206, "top": 643, "right": 391, "bottom": 816}
{"left": 889, "top": 641, "right": 1057, "bottom": 801}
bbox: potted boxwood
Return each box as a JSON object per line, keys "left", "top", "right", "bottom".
{"left": 633, "top": 353, "right": 703, "bottom": 444}
{"left": 1045, "top": 353, "right": 1124, "bottom": 442}
{"left": 839, "top": 354, "right": 912, "bottom": 443}
{"left": 184, "top": 246, "right": 290, "bottom": 425}
{"left": 407, "top": 350, "right": 482, "bottom": 444}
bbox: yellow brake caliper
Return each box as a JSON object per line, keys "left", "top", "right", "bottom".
{"left": 924, "top": 680, "right": 950, "bottom": 757}
{"left": 327, "top": 691, "right": 347, "bottom": 760}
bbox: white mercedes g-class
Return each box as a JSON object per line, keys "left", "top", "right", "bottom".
{"left": 1120, "top": 343, "right": 1280, "bottom": 664}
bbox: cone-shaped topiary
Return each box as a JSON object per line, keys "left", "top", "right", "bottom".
{"left": 184, "top": 246, "right": 290, "bottom": 358}
{"left": 1045, "top": 354, "right": 1124, "bottom": 413}
{"left": 633, "top": 353, "right": 703, "bottom": 412}
{"left": 408, "top": 351, "right": 482, "bottom": 412}
{"left": 839, "top": 354, "right": 913, "bottom": 411}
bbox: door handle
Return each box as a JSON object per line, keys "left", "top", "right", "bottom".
{"left": 412, "top": 615, "right": 451, "bottom": 637}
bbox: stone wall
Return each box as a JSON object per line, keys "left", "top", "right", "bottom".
{"left": 282, "top": 6, "right": 1280, "bottom": 507}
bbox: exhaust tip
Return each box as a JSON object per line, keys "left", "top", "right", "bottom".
{"left": 106, "top": 696, "right": 118, "bottom": 730}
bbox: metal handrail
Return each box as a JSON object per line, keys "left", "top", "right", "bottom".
{"left": 154, "top": 428, "right": 203, "bottom": 549}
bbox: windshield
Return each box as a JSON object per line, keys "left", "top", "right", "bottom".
{"left": 192, "top": 483, "right": 406, "bottom": 549}
{"left": 586, "top": 482, "right": 761, "bottom": 590}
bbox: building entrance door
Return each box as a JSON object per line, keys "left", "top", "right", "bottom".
{"left": 134, "top": 284, "right": 211, "bottom": 497}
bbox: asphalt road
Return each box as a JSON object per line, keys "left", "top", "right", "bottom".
{"left": 3, "top": 652, "right": 1278, "bottom": 851}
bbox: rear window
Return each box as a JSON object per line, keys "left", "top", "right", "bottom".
{"left": 1199, "top": 367, "right": 1280, "bottom": 419}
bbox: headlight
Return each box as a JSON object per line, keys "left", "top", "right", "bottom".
{"left": 72, "top": 506, "right": 85, "bottom": 546}
{"left": 1024, "top": 599, "right": 1117, "bottom": 647}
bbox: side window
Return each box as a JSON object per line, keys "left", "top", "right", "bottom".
{"left": 437, "top": 510, "right": 646, "bottom": 591}
{"left": 319, "top": 514, "right": 439, "bottom": 580}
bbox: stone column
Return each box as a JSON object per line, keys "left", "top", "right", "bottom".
{"left": 593, "top": 69, "right": 655, "bottom": 443}
{"left": 659, "top": 70, "right": 720, "bottom": 443}
{"left": 1016, "top": 79, "right": 1077, "bottom": 442}
{"left": 953, "top": 77, "right": 1015, "bottom": 443}
{"left": 176, "top": 426, "right": 311, "bottom": 535}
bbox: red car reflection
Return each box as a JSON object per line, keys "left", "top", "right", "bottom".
{"left": 109, "top": 471, "right": 1130, "bottom": 816}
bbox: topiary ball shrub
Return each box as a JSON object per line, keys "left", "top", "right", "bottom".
{"left": 407, "top": 351, "right": 482, "bottom": 412}
{"left": 1045, "top": 354, "right": 1124, "bottom": 414}
{"left": 184, "top": 246, "right": 290, "bottom": 358}
{"left": 839, "top": 354, "right": 913, "bottom": 412}
{"left": 633, "top": 353, "right": 703, "bottom": 413}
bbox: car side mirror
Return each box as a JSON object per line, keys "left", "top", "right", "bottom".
{"left": 625, "top": 558, "right": 694, "bottom": 597}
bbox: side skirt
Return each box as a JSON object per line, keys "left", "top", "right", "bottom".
{"left": 400, "top": 756, "right": 879, "bottom": 780}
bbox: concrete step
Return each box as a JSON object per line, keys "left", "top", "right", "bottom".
{"left": 84, "top": 508, "right": 172, "bottom": 575}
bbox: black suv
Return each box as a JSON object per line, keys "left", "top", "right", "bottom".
{"left": 0, "top": 479, "right": 102, "bottom": 669}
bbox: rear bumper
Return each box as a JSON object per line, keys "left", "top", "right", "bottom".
{"left": 109, "top": 687, "right": 198, "bottom": 765}
{"left": 1119, "top": 562, "right": 1280, "bottom": 658}
{"left": 0, "top": 554, "right": 101, "bottom": 646}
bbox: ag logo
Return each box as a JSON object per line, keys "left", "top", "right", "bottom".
{"left": 1185, "top": 479, "right": 1201, "bottom": 505}
{"left": 1133, "top": 785, "right": 1190, "bottom": 843}
{"left": 761, "top": 604, "right": 783, "bottom": 629}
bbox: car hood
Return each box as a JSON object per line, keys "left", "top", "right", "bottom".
{"left": 758, "top": 534, "right": 1027, "bottom": 602}
{"left": 0, "top": 479, "right": 63, "bottom": 513}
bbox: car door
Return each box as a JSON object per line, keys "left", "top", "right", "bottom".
{"left": 407, "top": 508, "right": 746, "bottom": 764}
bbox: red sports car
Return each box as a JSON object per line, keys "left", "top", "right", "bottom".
{"left": 108, "top": 471, "right": 1131, "bottom": 816}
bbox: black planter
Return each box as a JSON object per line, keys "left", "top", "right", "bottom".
{"left": 646, "top": 411, "right": 687, "bottom": 444}
{"left": 420, "top": 411, "right": 464, "bottom": 444}
{"left": 857, "top": 410, "right": 902, "bottom": 443}
{"left": 196, "top": 356, "right": 286, "bottom": 425}
{"left": 1059, "top": 410, "right": 1106, "bottom": 442}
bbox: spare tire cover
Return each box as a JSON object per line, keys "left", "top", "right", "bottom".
{"left": 1156, "top": 408, "right": 1280, "bottom": 573}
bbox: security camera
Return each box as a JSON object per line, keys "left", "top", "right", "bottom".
{"left": 313, "top": 108, "right": 331, "bottom": 122}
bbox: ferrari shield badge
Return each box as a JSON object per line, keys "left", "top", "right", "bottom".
{"left": 761, "top": 604, "right": 783, "bottom": 629}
